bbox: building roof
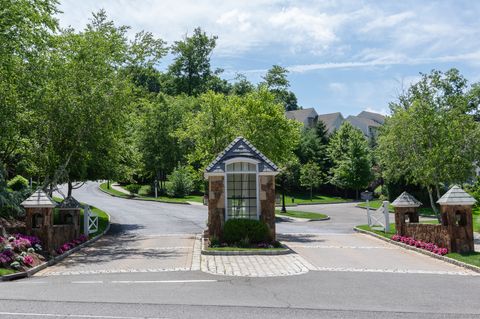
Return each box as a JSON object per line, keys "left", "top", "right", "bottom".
{"left": 21, "top": 189, "right": 57, "bottom": 208}
{"left": 346, "top": 115, "right": 382, "bottom": 137}
{"left": 391, "top": 191, "right": 422, "bottom": 207}
{"left": 357, "top": 111, "right": 386, "bottom": 125}
{"left": 205, "top": 137, "right": 278, "bottom": 174}
{"left": 58, "top": 196, "right": 81, "bottom": 209}
{"left": 285, "top": 108, "right": 318, "bottom": 123}
{"left": 436, "top": 185, "right": 476, "bottom": 206}
{"left": 317, "top": 112, "right": 344, "bottom": 134}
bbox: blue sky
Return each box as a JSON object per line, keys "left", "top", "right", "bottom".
{"left": 57, "top": 0, "right": 480, "bottom": 116}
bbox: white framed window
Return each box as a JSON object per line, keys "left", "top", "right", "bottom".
{"left": 225, "top": 160, "right": 259, "bottom": 220}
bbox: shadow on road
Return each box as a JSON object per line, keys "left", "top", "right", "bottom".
{"left": 277, "top": 233, "right": 323, "bottom": 243}
{"left": 54, "top": 223, "right": 184, "bottom": 270}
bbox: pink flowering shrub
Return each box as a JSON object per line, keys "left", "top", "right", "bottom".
{"left": 56, "top": 235, "right": 90, "bottom": 255}
{"left": 22, "top": 255, "right": 34, "bottom": 266}
{"left": 391, "top": 235, "right": 448, "bottom": 255}
{"left": 12, "top": 238, "right": 31, "bottom": 252}
{"left": 15, "top": 234, "right": 41, "bottom": 246}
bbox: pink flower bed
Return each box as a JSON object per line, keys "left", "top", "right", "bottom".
{"left": 391, "top": 234, "right": 448, "bottom": 255}
{"left": 55, "top": 234, "right": 89, "bottom": 255}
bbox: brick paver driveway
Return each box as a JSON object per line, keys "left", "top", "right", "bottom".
{"left": 39, "top": 184, "right": 477, "bottom": 278}
{"left": 38, "top": 182, "right": 206, "bottom": 276}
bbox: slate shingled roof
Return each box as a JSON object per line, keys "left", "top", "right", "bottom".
{"left": 58, "top": 196, "right": 81, "bottom": 209}
{"left": 21, "top": 189, "right": 57, "bottom": 208}
{"left": 437, "top": 185, "right": 476, "bottom": 206}
{"left": 391, "top": 191, "right": 422, "bottom": 207}
{"left": 205, "top": 137, "right": 278, "bottom": 173}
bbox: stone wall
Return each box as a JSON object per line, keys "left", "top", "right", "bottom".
{"left": 259, "top": 175, "right": 276, "bottom": 240}
{"left": 403, "top": 224, "right": 451, "bottom": 252}
{"left": 208, "top": 176, "right": 225, "bottom": 239}
{"left": 24, "top": 206, "right": 81, "bottom": 253}
{"left": 394, "top": 205, "right": 474, "bottom": 253}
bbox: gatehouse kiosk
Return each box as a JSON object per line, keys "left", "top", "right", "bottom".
{"left": 204, "top": 137, "right": 279, "bottom": 240}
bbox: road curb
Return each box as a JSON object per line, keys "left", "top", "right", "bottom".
{"left": 354, "top": 227, "right": 480, "bottom": 274}
{"left": 98, "top": 185, "right": 192, "bottom": 205}
{"left": 200, "top": 235, "right": 292, "bottom": 256}
{"left": 1, "top": 212, "right": 111, "bottom": 281}
{"left": 276, "top": 215, "right": 330, "bottom": 222}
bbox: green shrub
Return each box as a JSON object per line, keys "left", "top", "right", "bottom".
{"left": 166, "top": 166, "right": 194, "bottom": 197}
{"left": 7, "top": 175, "right": 29, "bottom": 191}
{"left": 222, "top": 219, "right": 271, "bottom": 246}
{"left": 124, "top": 184, "right": 141, "bottom": 196}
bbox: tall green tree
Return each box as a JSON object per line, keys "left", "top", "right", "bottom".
{"left": 36, "top": 11, "right": 164, "bottom": 195}
{"left": 178, "top": 88, "right": 301, "bottom": 170}
{"left": 138, "top": 94, "right": 195, "bottom": 189}
{"left": 0, "top": 0, "right": 59, "bottom": 176}
{"left": 299, "top": 161, "right": 325, "bottom": 200}
{"left": 328, "top": 122, "right": 373, "bottom": 198}
{"left": 377, "top": 69, "right": 480, "bottom": 215}
{"left": 261, "top": 65, "right": 299, "bottom": 111}
{"left": 168, "top": 27, "right": 218, "bottom": 96}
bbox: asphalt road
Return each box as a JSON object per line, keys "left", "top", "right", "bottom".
{"left": 1, "top": 182, "right": 479, "bottom": 318}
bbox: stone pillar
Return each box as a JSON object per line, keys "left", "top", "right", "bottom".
{"left": 394, "top": 206, "right": 419, "bottom": 236}
{"left": 207, "top": 176, "right": 225, "bottom": 239}
{"left": 439, "top": 204, "right": 474, "bottom": 253}
{"left": 25, "top": 207, "right": 54, "bottom": 251}
{"left": 259, "top": 175, "right": 276, "bottom": 241}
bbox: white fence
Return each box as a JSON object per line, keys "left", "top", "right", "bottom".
{"left": 367, "top": 200, "right": 390, "bottom": 233}
{"left": 83, "top": 205, "right": 98, "bottom": 235}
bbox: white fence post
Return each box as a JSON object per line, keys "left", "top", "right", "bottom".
{"left": 383, "top": 201, "right": 390, "bottom": 233}
{"left": 367, "top": 199, "right": 371, "bottom": 226}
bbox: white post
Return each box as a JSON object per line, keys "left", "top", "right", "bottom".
{"left": 83, "top": 204, "right": 89, "bottom": 235}
{"left": 367, "top": 199, "right": 371, "bottom": 226}
{"left": 154, "top": 180, "right": 158, "bottom": 198}
{"left": 383, "top": 201, "right": 390, "bottom": 233}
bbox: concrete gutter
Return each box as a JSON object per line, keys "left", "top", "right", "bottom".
{"left": 1, "top": 212, "right": 111, "bottom": 281}
{"left": 354, "top": 226, "right": 480, "bottom": 274}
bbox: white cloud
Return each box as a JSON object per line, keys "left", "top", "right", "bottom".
{"left": 360, "top": 11, "right": 414, "bottom": 33}
{"left": 284, "top": 51, "right": 480, "bottom": 73}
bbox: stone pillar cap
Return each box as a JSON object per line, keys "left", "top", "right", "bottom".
{"left": 391, "top": 191, "right": 422, "bottom": 207}
{"left": 21, "top": 189, "right": 57, "bottom": 208}
{"left": 437, "top": 185, "right": 476, "bottom": 206}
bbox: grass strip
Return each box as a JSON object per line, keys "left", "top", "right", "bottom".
{"left": 276, "top": 209, "right": 328, "bottom": 220}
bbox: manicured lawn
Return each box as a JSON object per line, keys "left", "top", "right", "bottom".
{"left": 99, "top": 182, "right": 129, "bottom": 198}
{"left": 276, "top": 209, "right": 328, "bottom": 220}
{"left": 446, "top": 252, "right": 480, "bottom": 268}
{"left": 282, "top": 193, "right": 351, "bottom": 205}
{"left": 473, "top": 208, "right": 480, "bottom": 233}
{"left": 100, "top": 182, "right": 203, "bottom": 204}
{"left": 356, "top": 223, "right": 397, "bottom": 239}
{"left": 0, "top": 268, "right": 16, "bottom": 276}
{"left": 357, "top": 200, "right": 436, "bottom": 217}
{"left": 207, "top": 247, "right": 287, "bottom": 252}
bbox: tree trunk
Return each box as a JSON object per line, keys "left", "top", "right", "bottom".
{"left": 427, "top": 187, "right": 440, "bottom": 220}
{"left": 107, "top": 179, "right": 110, "bottom": 189}
{"left": 68, "top": 180, "right": 73, "bottom": 197}
{"left": 281, "top": 183, "right": 286, "bottom": 213}
{"left": 356, "top": 188, "right": 359, "bottom": 200}
{"left": 435, "top": 184, "right": 441, "bottom": 202}
{"left": 310, "top": 186, "right": 313, "bottom": 201}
